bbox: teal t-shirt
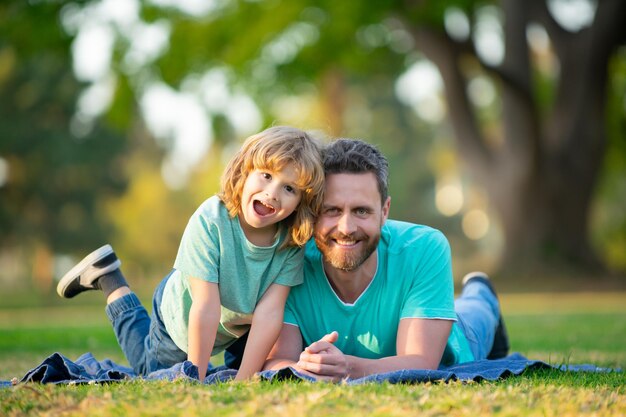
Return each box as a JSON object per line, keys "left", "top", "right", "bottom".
{"left": 161, "top": 195, "right": 304, "bottom": 354}
{"left": 283, "top": 220, "right": 474, "bottom": 367}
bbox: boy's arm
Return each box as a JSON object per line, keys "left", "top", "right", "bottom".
{"left": 235, "top": 283, "right": 290, "bottom": 380}
{"left": 188, "top": 277, "right": 221, "bottom": 381}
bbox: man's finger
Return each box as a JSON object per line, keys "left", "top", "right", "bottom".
{"left": 300, "top": 350, "right": 339, "bottom": 364}
{"left": 296, "top": 359, "right": 345, "bottom": 382}
{"left": 305, "top": 341, "right": 333, "bottom": 354}
{"left": 321, "top": 331, "right": 339, "bottom": 344}
{"left": 305, "top": 331, "right": 339, "bottom": 353}
{"left": 297, "top": 359, "right": 337, "bottom": 375}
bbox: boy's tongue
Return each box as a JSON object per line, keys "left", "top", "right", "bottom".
{"left": 254, "top": 200, "right": 275, "bottom": 216}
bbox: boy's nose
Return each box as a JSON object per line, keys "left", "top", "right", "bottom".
{"left": 265, "top": 187, "right": 279, "bottom": 201}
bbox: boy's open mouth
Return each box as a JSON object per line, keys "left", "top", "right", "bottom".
{"left": 253, "top": 200, "right": 276, "bottom": 216}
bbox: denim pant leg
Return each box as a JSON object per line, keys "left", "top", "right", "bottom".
{"left": 148, "top": 273, "right": 187, "bottom": 371}
{"left": 105, "top": 270, "right": 186, "bottom": 375}
{"left": 224, "top": 331, "right": 248, "bottom": 369}
{"left": 454, "top": 281, "right": 500, "bottom": 361}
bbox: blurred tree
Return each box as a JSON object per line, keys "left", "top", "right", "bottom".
{"left": 591, "top": 53, "right": 626, "bottom": 272}
{"left": 152, "top": 0, "right": 626, "bottom": 276}
{"left": 0, "top": 2, "right": 128, "bottom": 290}
{"left": 397, "top": 0, "right": 626, "bottom": 275}
{"left": 8, "top": 0, "right": 624, "bottom": 283}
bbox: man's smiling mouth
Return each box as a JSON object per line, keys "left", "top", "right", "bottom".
{"left": 334, "top": 239, "right": 357, "bottom": 246}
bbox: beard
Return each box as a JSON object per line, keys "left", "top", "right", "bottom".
{"left": 314, "top": 230, "right": 380, "bottom": 272}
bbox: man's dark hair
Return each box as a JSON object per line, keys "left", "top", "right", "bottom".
{"left": 323, "top": 139, "right": 389, "bottom": 204}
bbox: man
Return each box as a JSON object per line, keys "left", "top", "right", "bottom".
{"left": 261, "top": 138, "right": 509, "bottom": 381}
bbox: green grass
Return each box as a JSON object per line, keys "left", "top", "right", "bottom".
{"left": 1, "top": 292, "right": 625, "bottom": 416}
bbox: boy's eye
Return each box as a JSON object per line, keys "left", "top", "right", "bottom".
{"left": 284, "top": 185, "right": 296, "bottom": 193}
{"left": 261, "top": 172, "right": 272, "bottom": 180}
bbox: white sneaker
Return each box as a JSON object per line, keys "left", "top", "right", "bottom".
{"left": 56, "top": 244, "right": 121, "bottom": 298}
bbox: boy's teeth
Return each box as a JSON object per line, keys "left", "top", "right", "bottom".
{"left": 254, "top": 200, "right": 275, "bottom": 215}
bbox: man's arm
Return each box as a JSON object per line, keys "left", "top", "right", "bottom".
{"left": 263, "top": 323, "right": 304, "bottom": 371}
{"left": 296, "top": 318, "right": 452, "bottom": 382}
{"left": 234, "top": 283, "right": 290, "bottom": 380}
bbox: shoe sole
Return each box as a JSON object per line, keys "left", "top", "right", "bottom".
{"left": 56, "top": 244, "right": 119, "bottom": 298}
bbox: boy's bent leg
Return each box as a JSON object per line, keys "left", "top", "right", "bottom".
{"left": 147, "top": 272, "right": 188, "bottom": 372}
{"left": 106, "top": 293, "right": 154, "bottom": 375}
{"left": 455, "top": 272, "right": 509, "bottom": 360}
{"left": 105, "top": 272, "right": 187, "bottom": 376}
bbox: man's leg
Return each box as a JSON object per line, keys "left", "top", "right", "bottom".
{"left": 454, "top": 272, "right": 510, "bottom": 360}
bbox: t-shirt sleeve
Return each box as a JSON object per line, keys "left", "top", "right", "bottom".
{"left": 283, "top": 291, "right": 299, "bottom": 326}
{"left": 274, "top": 246, "right": 304, "bottom": 287}
{"left": 173, "top": 204, "right": 220, "bottom": 283}
{"left": 400, "top": 230, "right": 456, "bottom": 321}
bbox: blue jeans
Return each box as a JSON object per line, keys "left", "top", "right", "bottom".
{"left": 105, "top": 270, "right": 186, "bottom": 375}
{"left": 454, "top": 280, "right": 500, "bottom": 361}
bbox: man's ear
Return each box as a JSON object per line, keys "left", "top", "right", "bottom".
{"left": 381, "top": 196, "right": 391, "bottom": 223}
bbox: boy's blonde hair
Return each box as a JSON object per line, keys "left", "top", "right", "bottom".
{"left": 219, "top": 126, "right": 325, "bottom": 247}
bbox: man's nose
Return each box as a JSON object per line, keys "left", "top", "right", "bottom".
{"left": 337, "top": 213, "right": 356, "bottom": 235}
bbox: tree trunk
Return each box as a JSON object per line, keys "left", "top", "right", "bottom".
{"left": 485, "top": 152, "right": 603, "bottom": 272}
{"left": 406, "top": 0, "right": 626, "bottom": 276}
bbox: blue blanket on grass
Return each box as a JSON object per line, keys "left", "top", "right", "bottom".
{"left": 1, "top": 352, "right": 617, "bottom": 387}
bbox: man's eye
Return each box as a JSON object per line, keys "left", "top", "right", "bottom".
{"left": 325, "top": 208, "right": 340, "bottom": 215}
{"left": 356, "top": 208, "right": 368, "bottom": 216}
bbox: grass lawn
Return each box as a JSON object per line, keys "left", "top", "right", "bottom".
{"left": 1, "top": 291, "right": 625, "bottom": 416}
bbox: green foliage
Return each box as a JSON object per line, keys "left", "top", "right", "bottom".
{"left": 2, "top": 0, "right": 626, "bottom": 291}
{"left": 590, "top": 50, "right": 626, "bottom": 272}
{"left": 0, "top": 3, "right": 128, "bottom": 253}
{"left": 0, "top": 1, "right": 71, "bottom": 56}
{"left": 85, "top": 0, "right": 626, "bottom": 276}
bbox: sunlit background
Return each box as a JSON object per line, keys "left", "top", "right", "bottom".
{"left": 1, "top": 0, "right": 625, "bottom": 298}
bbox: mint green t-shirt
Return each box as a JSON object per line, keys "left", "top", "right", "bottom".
{"left": 283, "top": 220, "right": 474, "bottom": 367}
{"left": 161, "top": 195, "right": 304, "bottom": 354}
